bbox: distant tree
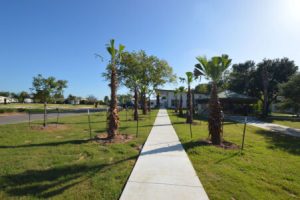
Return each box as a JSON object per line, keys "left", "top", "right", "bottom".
{"left": 31, "top": 74, "right": 67, "bottom": 127}
{"left": 18, "top": 91, "right": 30, "bottom": 103}
{"left": 102, "top": 39, "right": 125, "bottom": 138}
{"left": 195, "top": 55, "right": 232, "bottom": 145}
{"left": 103, "top": 96, "right": 110, "bottom": 105}
{"left": 194, "top": 83, "right": 211, "bottom": 94}
{"left": 10, "top": 92, "right": 19, "bottom": 100}
{"left": 0, "top": 91, "right": 10, "bottom": 97}
{"left": 279, "top": 73, "right": 300, "bottom": 117}
{"left": 87, "top": 95, "right": 97, "bottom": 104}
{"left": 117, "top": 94, "right": 132, "bottom": 106}
{"left": 255, "top": 58, "right": 298, "bottom": 117}
{"left": 227, "top": 61, "right": 257, "bottom": 96}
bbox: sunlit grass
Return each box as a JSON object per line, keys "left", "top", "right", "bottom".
{"left": 168, "top": 110, "right": 300, "bottom": 200}
{"left": 0, "top": 109, "right": 157, "bottom": 199}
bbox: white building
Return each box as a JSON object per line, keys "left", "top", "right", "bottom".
{"left": 24, "top": 98, "right": 33, "bottom": 103}
{"left": 0, "top": 96, "right": 18, "bottom": 104}
{"left": 156, "top": 89, "right": 208, "bottom": 109}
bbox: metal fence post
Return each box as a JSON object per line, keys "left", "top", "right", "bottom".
{"left": 87, "top": 109, "right": 92, "bottom": 139}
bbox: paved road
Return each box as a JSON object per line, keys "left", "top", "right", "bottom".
{"left": 0, "top": 109, "right": 106, "bottom": 125}
{"left": 120, "top": 109, "right": 209, "bottom": 200}
{"left": 227, "top": 115, "right": 300, "bottom": 137}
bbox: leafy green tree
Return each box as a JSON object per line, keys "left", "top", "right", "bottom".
{"left": 194, "top": 83, "right": 211, "bottom": 94}
{"left": 118, "top": 94, "right": 132, "bottom": 106}
{"left": 0, "top": 91, "right": 10, "bottom": 97}
{"left": 102, "top": 39, "right": 125, "bottom": 138}
{"left": 120, "top": 50, "right": 175, "bottom": 115}
{"left": 18, "top": 91, "right": 30, "bottom": 103}
{"left": 31, "top": 74, "right": 67, "bottom": 127}
{"left": 255, "top": 58, "right": 298, "bottom": 117}
{"left": 87, "top": 95, "right": 97, "bottom": 105}
{"left": 279, "top": 73, "right": 300, "bottom": 117}
{"left": 103, "top": 96, "right": 110, "bottom": 105}
{"left": 195, "top": 55, "right": 232, "bottom": 145}
{"left": 227, "top": 61, "right": 257, "bottom": 96}
{"left": 120, "top": 51, "right": 143, "bottom": 120}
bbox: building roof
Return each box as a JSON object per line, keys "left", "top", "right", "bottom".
{"left": 198, "top": 90, "right": 257, "bottom": 104}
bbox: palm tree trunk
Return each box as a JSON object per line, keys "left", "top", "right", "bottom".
{"left": 142, "top": 92, "right": 147, "bottom": 115}
{"left": 186, "top": 86, "right": 192, "bottom": 123}
{"left": 108, "top": 66, "right": 119, "bottom": 138}
{"left": 156, "top": 93, "right": 160, "bottom": 108}
{"left": 175, "top": 97, "right": 178, "bottom": 113}
{"left": 134, "top": 87, "right": 138, "bottom": 121}
{"left": 179, "top": 94, "right": 183, "bottom": 116}
{"left": 208, "top": 83, "right": 222, "bottom": 145}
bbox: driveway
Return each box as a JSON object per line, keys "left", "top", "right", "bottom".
{"left": 227, "top": 115, "right": 300, "bottom": 137}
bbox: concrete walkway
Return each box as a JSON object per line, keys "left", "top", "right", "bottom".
{"left": 120, "top": 109, "right": 209, "bottom": 200}
{"left": 227, "top": 115, "right": 300, "bottom": 137}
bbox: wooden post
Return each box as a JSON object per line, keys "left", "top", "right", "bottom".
{"left": 88, "top": 109, "right": 92, "bottom": 139}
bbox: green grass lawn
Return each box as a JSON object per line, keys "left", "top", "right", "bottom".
{"left": 0, "top": 109, "right": 157, "bottom": 199}
{"left": 0, "top": 103, "right": 107, "bottom": 114}
{"left": 168, "top": 110, "right": 300, "bottom": 200}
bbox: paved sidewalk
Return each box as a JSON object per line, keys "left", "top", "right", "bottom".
{"left": 120, "top": 109, "right": 209, "bottom": 200}
{"left": 227, "top": 116, "right": 300, "bottom": 137}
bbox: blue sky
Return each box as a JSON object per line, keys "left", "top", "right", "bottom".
{"left": 1, "top": 0, "right": 300, "bottom": 100}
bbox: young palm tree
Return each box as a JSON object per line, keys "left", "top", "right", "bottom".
{"left": 106, "top": 39, "right": 125, "bottom": 138}
{"left": 178, "top": 86, "right": 185, "bottom": 116}
{"left": 185, "top": 72, "right": 194, "bottom": 123}
{"left": 195, "top": 54, "right": 231, "bottom": 145}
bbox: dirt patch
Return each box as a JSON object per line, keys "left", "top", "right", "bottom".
{"left": 30, "top": 124, "right": 69, "bottom": 132}
{"left": 199, "top": 139, "right": 240, "bottom": 150}
{"left": 95, "top": 133, "right": 134, "bottom": 144}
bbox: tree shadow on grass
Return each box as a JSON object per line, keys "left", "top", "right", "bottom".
{"left": 181, "top": 140, "right": 211, "bottom": 150}
{"left": 255, "top": 129, "right": 300, "bottom": 155}
{"left": 0, "top": 156, "right": 137, "bottom": 199}
{"left": 0, "top": 139, "right": 92, "bottom": 149}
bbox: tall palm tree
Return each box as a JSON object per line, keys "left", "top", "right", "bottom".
{"left": 178, "top": 86, "right": 185, "bottom": 116}
{"left": 195, "top": 54, "right": 231, "bottom": 145}
{"left": 106, "top": 39, "right": 125, "bottom": 138}
{"left": 185, "top": 72, "right": 194, "bottom": 123}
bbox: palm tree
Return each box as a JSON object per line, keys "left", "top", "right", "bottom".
{"left": 185, "top": 72, "right": 194, "bottom": 123}
{"left": 174, "top": 88, "right": 179, "bottom": 112}
{"left": 195, "top": 54, "right": 231, "bottom": 145}
{"left": 178, "top": 86, "right": 185, "bottom": 116}
{"left": 106, "top": 39, "right": 125, "bottom": 138}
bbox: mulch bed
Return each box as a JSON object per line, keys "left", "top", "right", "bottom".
{"left": 30, "top": 124, "right": 69, "bottom": 131}
{"left": 200, "top": 139, "right": 240, "bottom": 150}
{"left": 95, "top": 133, "right": 134, "bottom": 144}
